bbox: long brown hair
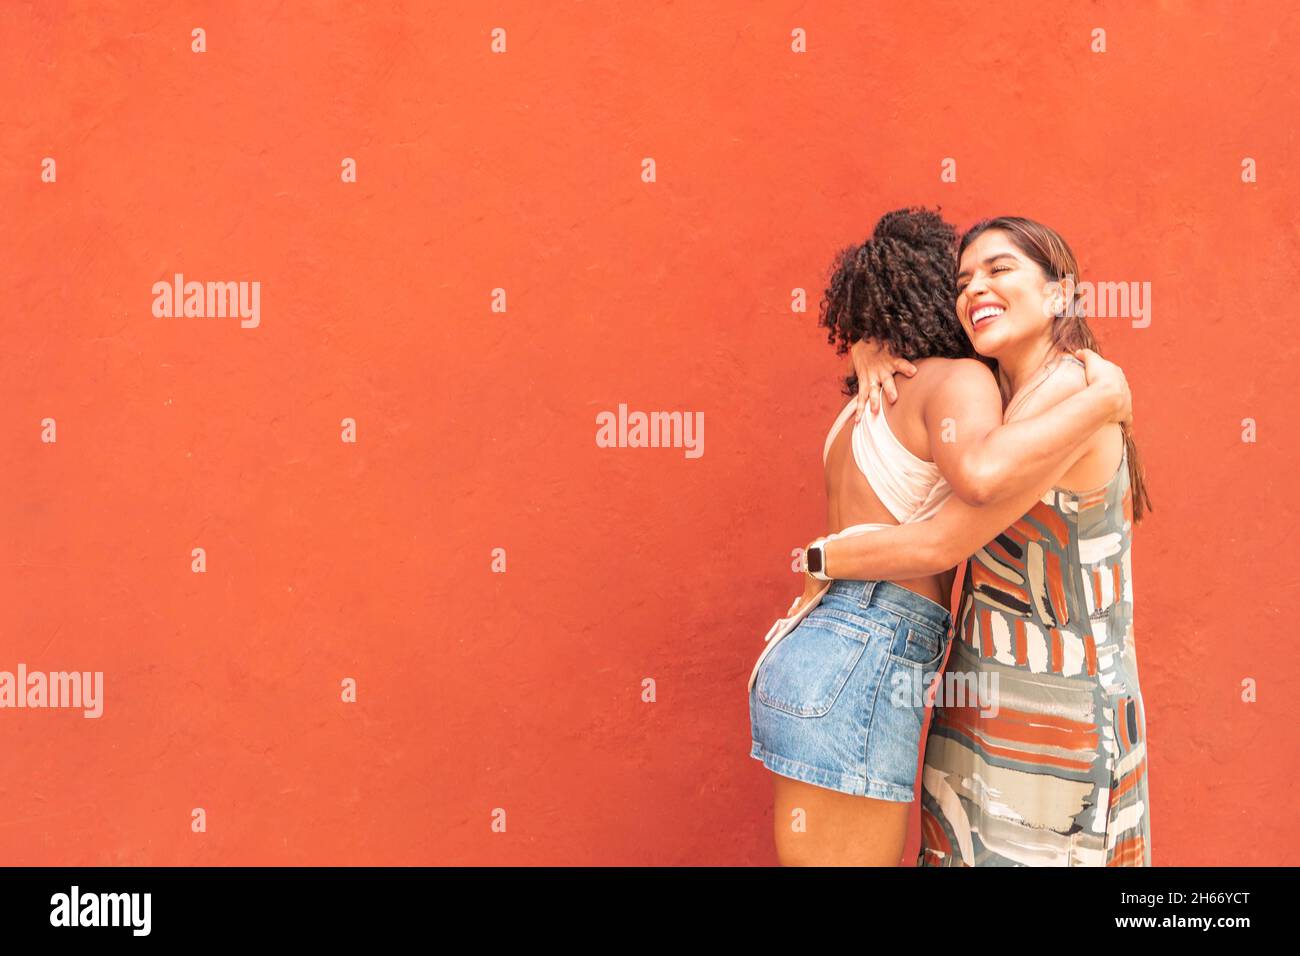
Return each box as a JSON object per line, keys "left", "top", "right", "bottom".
{"left": 957, "top": 216, "right": 1153, "bottom": 522}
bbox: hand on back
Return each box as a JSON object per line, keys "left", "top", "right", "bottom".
{"left": 849, "top": 339, "right": 917, "bottom": 420}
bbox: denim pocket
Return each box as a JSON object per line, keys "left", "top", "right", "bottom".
{"left": 887, "top": 619, "right": 946, "bottom": 669}
{"left": 755, "top": 618, "right": 868, "bottom": 717}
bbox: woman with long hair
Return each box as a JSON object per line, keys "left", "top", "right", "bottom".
{"left": 748, "top": 209, "right": 1132, "bottom": 866}
{"left": 799, "top": 216, "right": 1153, "bottom": 866}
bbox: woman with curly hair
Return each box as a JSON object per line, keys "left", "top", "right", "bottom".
{"left": 747, "top": 208, "right": 1133, "bottom": 866}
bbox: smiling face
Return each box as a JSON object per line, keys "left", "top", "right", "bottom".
{"left": 954, "top": 229, "right": 1059, "bottom": 359}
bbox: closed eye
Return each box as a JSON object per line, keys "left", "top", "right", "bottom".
{"left": 958, "top": 263, "right": 1012, "bottom": 292}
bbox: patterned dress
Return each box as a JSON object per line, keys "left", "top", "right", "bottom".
{"left": 917, "top": 447, "right": 1151, "bottom": 867}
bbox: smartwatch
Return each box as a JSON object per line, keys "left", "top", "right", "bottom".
{"left": 806, "top": 535, "right": 835, "bottom": 581}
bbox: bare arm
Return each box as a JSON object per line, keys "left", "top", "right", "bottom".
{"left": 816, "top": 352, "right": 1119, "bottom": 581}
{"left": 820, "top": 457, "right": 1079, "bottom": 581}
{"left": 927, "top": 350, "right": 1130, "bottom": 506}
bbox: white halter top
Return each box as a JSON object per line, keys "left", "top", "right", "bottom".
{"left": 746, "top": 396, "right": 956, "bottom": 693}
{"left": 822, "top": 396, "right": 952, "bottom": 534}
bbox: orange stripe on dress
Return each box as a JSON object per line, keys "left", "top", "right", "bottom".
{"left": 1049, "top": 628, "right": 1063, "bottom": 673}
{"left": 944, "top": 722, "right": 1095, "bottom": 772}
{"left": 1027, "top": 500, "right": 1069, "bottom": 549}
{"left": 1078, "top": 487, "right": 1108, "bottom": 510}
{"left": 1092, "top": 568, "right": 1105, "bottom": 610}
{"left": 1108, "top": 835, "right": 1146, "bottom": 867}
{"left": 1014, "top": 619, "right": 1027, "bottom": 666}
{"left": 985, "top": 538, "right": 1018, "bottom": 566}
{"left": 1001, "top": 526, "right": 1028, "bottom": 551}
{"left": 1112, "top": 759, "right": 1147, "bottom": 800}
{"left": 970, "top": 559, "right": 1028, "bottom": 603}
{"left": 1006, "top": 515, "right": 1040, "bottom": 544}
{"left": 989, "top": 706, "right": 1098, "bottom": 733}
{"left": 1047, "top": 550, "right": 1069, "bottom": 625}
{"left": 944, "top": 705, "right": 1099, "bottom": 751}
{"left": 1084, "top": 633, "right": 1098, "bottom": 676}
{"left": 979, "top": 608, "right": 994, "bottom": 658}
{"left": 1112, "top": 561, "right": 1124, "bottom": 606}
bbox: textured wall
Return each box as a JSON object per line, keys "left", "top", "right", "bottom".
{"left": 2, "top": 1, "right": 1296, "bottom": 865}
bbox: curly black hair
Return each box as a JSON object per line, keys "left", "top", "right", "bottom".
{"left": 818, "top": 206, "right": 975, "bottom": 397}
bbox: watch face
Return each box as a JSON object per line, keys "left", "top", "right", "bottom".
{"left": 807, "top": 546, "right": 824, "bottom": 574}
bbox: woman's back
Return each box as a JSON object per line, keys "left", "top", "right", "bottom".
{"left": 822, "top": 357, "right": 966, "bottom": 606}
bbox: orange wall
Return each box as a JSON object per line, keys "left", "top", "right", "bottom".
{"left": 2, "top": 1, "right": 1296, "bottom": 865}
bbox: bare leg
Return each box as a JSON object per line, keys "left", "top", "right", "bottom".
{"left": 772, "top": 774, "right": 910, "bottom": 866}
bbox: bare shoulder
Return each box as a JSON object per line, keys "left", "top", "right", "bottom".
{"left": 1006, "top": 354, "right": 1087, "bottom": 421}
{"left": 912, "top": 356, "right": 997, "bottom": 389}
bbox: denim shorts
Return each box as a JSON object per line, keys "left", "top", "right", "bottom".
{"left": 749, "top": 578, "right": 953, "bottom": 802}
